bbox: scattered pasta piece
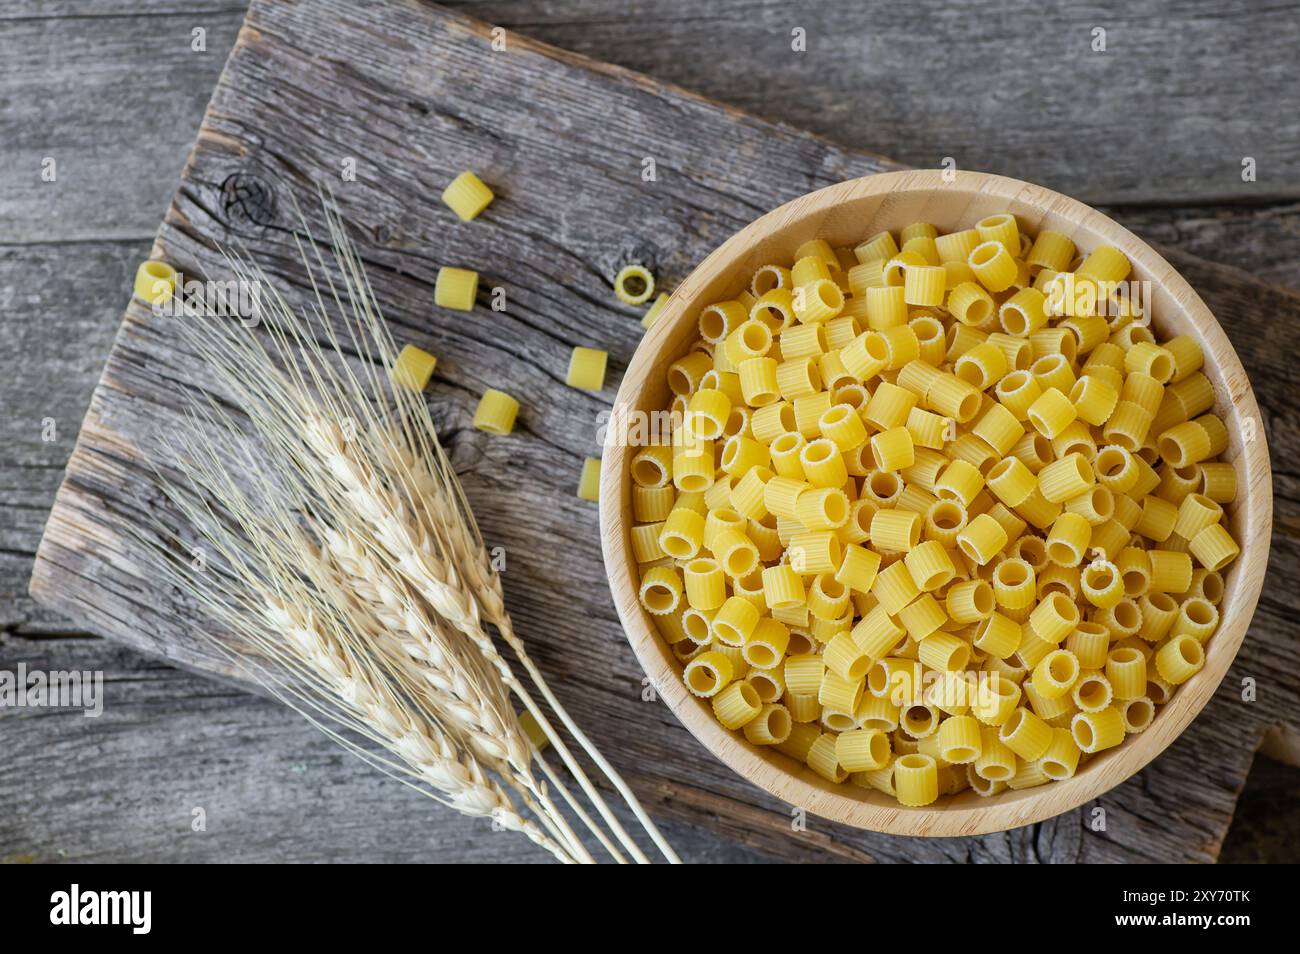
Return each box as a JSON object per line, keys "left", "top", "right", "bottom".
{"left": 633, "top": 215, "right": 1241, "bottom": 807}
{"left": 567, "top": 346, "right": 609, "bottom": 391}
{"left": 441, "top": 171, "right": 495, "bottom": 221}
{"left": 391, "top": 343, "right": 437, "bottom": 391}
{"left": 577, "top": 457, "right": 601, "bottom": 501}
{"left": 473, "top": 388, "right": 519, "bottom": 435}
{"left": 134, "top": 260, "right": 176, "bottom": 306}
{"left": 435, "top": 266, "right": 479, "bottom": 311}
{"left": 642, "top": 292, "right": 670, "bottom": 330}
{"left": 518, "top": 710, "right": 549, "bottom": 751}
{"left": 615, "top": 264, "right": 655, "bottom": 305}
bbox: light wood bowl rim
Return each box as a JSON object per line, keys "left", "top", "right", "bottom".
{"left": 599, "top": 170, "right": 1272, "bottom": 837}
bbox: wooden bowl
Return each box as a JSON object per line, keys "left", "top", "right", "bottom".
{"left": 599, "top": 170, "right": 1272, "bottom": 836}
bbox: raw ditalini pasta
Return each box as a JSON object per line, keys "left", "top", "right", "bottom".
{"left": 632, "top": 215, "right": 1243, "bottom": 807}
{"left": 441, "top": 171, "right": 495, "bottom": 221}
{"left": 391, "top": 343, "right": 438, "bottom": 392}
{"left": 434, "top": 266, "right": 479, "bottom": 311}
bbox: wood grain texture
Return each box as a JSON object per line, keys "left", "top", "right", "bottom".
{"left": 603, "top": 170, "right": 1271, "bottom": 836}
{"left": 5, "top": 0, "right": 1299, "bottom": 862}
{"left": 442, "top": 0, "right": 1300, "bottom": 206}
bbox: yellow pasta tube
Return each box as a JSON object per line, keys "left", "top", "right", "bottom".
{"left": 1026, "top": 230, "right": 1075, "bottom": 272}
{"left": 968, "top": 241, "right": 1018, "bottom": 293}
{"left": 742, "top": 703, "right": 792, "bottom": 745}
{"left": 787, "top": 530, "right": 841, "bottom": 575}
{"left": 903, "top": 541, "right": 957, "bottom": 592}
{"left": 928, "top": 374, "right": 984, "bottom": 423}
{"left": 641, "top": 292, "right": 670, "bottom": 329}
{"left": 713, "top": 681, "right": 762, "bottom": 729}
{"left": 823, "top": 630, "right": 872, "bottom": 681}
{"left": 1071, "top": 669, "right": 1114, "bottom": 713}
{"left": 1105, "top": 647, "right": 1148, "bottom": 700}
{"left": 684, "top": 558, "right": 726, "bottom": 611}
{"left": 1134, "top": 494, "right": 1179, "bottom": 542}
{"left": 819, "top": 403, "right": 868, "bottom": 451}
{"left": 956, "top": 513, "right": 1009, "bottom": 566}
{"left": 992, "top": 558, "right": 1036, "bottom": 611}
{"left": 1039, "top": 727, "right": 1082, "bottom": 780}
{"left": 1070, "top": 374, "right": 1120, "bottom": 426}
{"left": 638, "top": 565, "right": 683, "bottom": 616}
{"left": 1070, "top": 706, "right": 1125, "bottom": 753}
{"left": 947, "top": 580, "right": 995, "bottom": 624}
{"left": 794, "top": 278, "right": 845, "bottom": 323}
{"left": 864, "top": 380, "right": 918, "bottom": 430}
{"left": 1155, "top": 634, "right": 1205, "bottom": 685}
{"left": 1028, "top": 593, "right": 1080, "bottom": 644}
{"left": 894, "top": 754, "right": 940, "bottom": 806}
{"left": 1081, "top": 559, "right": 1125, "bottom": 609}
{"left": 917, "top": 631, "right": 970, "bottom": 672}
{"left": 864, "top": 285, "right": 908, "bottom": 329}
{"left": 1103, "top": 400, "right": 1154, "bottom": 451}
{"left": 871, "top": 508, "right": 922, "bottom": 552}
{"left": 472, "top": 388, "right": 519, "bottom": 434}
{"left": 871, "top": 426, "right": 916, "bottom": 472}
{"left": 871, "top": 560, "right": 921, "bottom": 615}
{"left": 1189, "top": 523, "right": 1240, "bottom": 571}
{"left": 1172, "top": 493, "right": 1223, "bottom": 541}
{"left": 906, "top": 407, "right": 950, "bottom": 450}
{"left": 1026, "top": 387, "right": 1077, "bottom": 440}
{"left": 971, "top": 403, "right": 1026, "bottom": 457}
{"left": 953, "top": 342, "right": 1008, "bottom": 391}
{"left": 836, "top": 728, "right": 891, "bottom": 772}
{"left": 1031, "top": 649, "right": 1080, "bottom": 700}
{"left": 735, "top": 358, "right": 779, "bottom": 409}
{"left": 729, "top": 467, "right": 771, "bottom": 521}
{"left": 999, "top": 287, "right": 1049, "bottom": 336}
{"left": 134, "top": 259, "right": 177, "bottom": 305}
{"left": 850, "top": 604, "right": 905, "bottom": 661}
{"left": 683, "top": 650, "right": 734, "bottom": 697}
{"left": 933, "top": 461, "right": 983, "bottom": 509}
{"left": 712, "top": 596, "right": 761, "bottom": 647}
{"left": 972, "top": 673, "right": 1023, "bottom": 726}
{"left": 818, "top": 671, "right": 864, "bottom": 714}
{"left": 632, "top": 485, "right": 676, "bottom": 523}
{"left": 435, "top": 266, "right": 479, "bottom": 311}
{"left": 684, "top": 388, "right": 731, "bottom": 441}
{"left": 1125, "top": 341, "right": 1175, "bottom": 383}
{"left": 392, "top": 344, "right": 438, "bottom": 391}
{"left": 998, "top": 707, "right": 1052, "bottom": 760}
{"left": 775, "top": 356, "right": 822, "bottom": 400}
{"left": 658, "top": 507, "right": 704, "bottom": 559}
{"left": 800, "top": 438, "right": 849, "bottom": 488}
{"left": 986, "top": 457, "right": 1037, "bottom": 508}
{"left": 904, "top": 264, "right": 947, "bottom": 306}
{"left": 836, "top": 544, "right": 882, "bottom": 594}
{"left": 1044, "top": 512, "right": 1090, "bottom": 566}
{"left": 937, "top": 715, "right": 982, "bottom": 764}
{"left": 712, "top": 527, "right": 760, "bottom": 577}
{"left": 1148, "top": 549, "right": 1193, "bottom": 593}
{"left": 897, "top": 593, "right": 948, "bottom": 641}
{"left": 442, "top": 171, "right": 495, "bottom": 221}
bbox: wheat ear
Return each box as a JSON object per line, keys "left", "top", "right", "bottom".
{"left": 144, "top": 480, "right": 575, "bottom": 863}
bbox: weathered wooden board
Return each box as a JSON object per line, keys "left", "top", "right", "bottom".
{"left": 21, "top": 0, "right": 1300, "bottom": 862}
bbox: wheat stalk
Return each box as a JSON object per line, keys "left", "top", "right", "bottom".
{"left": 139, "top": 193, "right": 677, "bottom": 862}
{"left": 147, "top": 478, "right": 575, "bottom": 862}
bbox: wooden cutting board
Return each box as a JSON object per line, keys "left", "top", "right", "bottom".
{"left": 30, "top": 0, "right": 1300, "bottom": 862}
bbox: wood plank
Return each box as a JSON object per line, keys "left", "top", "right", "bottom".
{"left": 16, "top": 0, "right": 1300, "bottom": 862}
{"left": 0, "top": 632, "right": 771, "bottom": 864}
{"left": 440, "top": 0, "right": 1300, "bottom": 206}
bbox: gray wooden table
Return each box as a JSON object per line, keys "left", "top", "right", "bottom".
{"left": 2, "top": 0, "right": 1297, "bottom": 863}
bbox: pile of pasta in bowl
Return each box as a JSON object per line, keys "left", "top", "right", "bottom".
{"left": 631, "top": 214, "right": 1241, "bottom": 807}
